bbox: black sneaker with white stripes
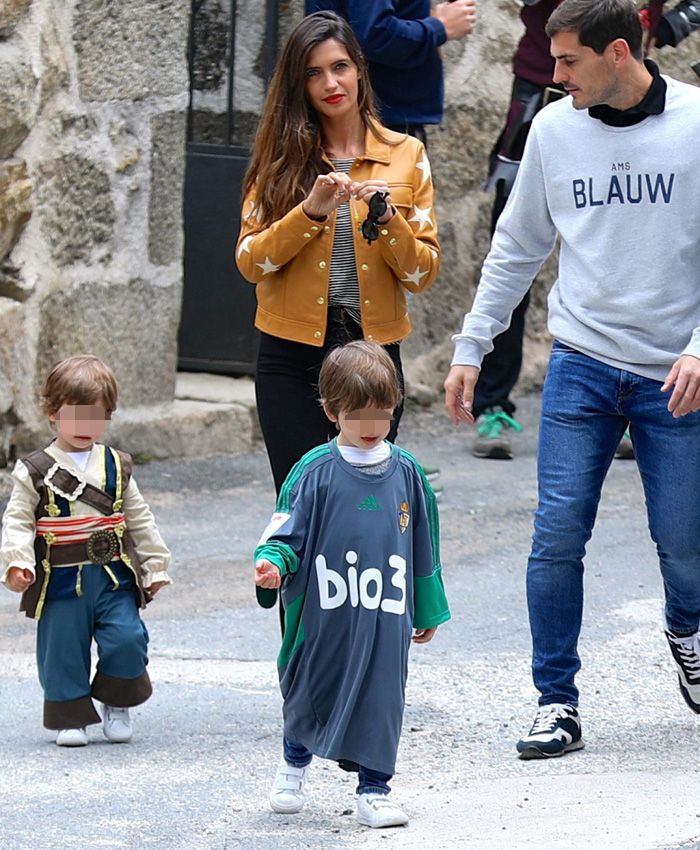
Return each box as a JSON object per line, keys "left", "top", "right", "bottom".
{"left": 516, "top": 703, "right": 584, "bottom": 759}
{"left": 665, "top": 629, "right": 700, "bottom": 714}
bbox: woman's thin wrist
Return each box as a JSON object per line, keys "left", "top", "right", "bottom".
{"left": 377, "top": 205, "right": 396, "bottom": 225}
{"left": 302, "top": 203, "right": 327, "bottom": 222}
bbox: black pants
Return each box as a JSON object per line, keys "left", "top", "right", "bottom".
{"left": 473, "top": 110, "right": 531, "bottom": 420}
{"left": 255, "top": 310, "right": 404, "bottom": 495}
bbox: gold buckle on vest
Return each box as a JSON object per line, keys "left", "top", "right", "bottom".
{"left": 86, "top": 529, "right": 119, "bottom": 565}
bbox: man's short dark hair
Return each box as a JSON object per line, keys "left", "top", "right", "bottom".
{"left": 546, "top": 0, "right": 644, "bottom": 59}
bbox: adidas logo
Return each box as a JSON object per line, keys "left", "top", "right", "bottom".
{"left": 358, "top": 495, "right": 382, "bottom": 511}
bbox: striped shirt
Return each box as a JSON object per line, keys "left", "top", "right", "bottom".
{"left": 328, "top": 159, "right": 360, "bottom": 313}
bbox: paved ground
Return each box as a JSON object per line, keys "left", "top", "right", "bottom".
{"left": 2, "top": 395, "right": 700, "bottom": 850}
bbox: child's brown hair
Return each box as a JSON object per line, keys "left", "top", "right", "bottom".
{"left": 319, "top": 341, "right": 402, "bottom": 416}
{"left": 42, "top": 355, "right": 118, "bottom": 416}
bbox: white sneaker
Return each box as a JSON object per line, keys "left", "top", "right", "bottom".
{"left": 56, "top": 728, "right": 88, "bottom": 747}
{"left": 356, "top": 793, "right": 408, "bottom": 828}
{"left": 269, "top": 757, "right": 309, "bottom": 814}
{"left": 101, "top": 704, "right": 133, "bottom": 743}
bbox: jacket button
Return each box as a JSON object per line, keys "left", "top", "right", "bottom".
{"left": 319, "top": 261, "right": 327, "bottom": 269}
{"left": 363, "top": 299, "right": 370, "bottom": 305}
{"left": 311, "top": 226, "right": 319, "bottom": 231}
{"left": 314, "top": 330, "right": 322, "bottom": 339}
{"left": 324, "top": 226, "right": 331, "bottom": 233}
{"left": 389, "top": 237, "right": 396, "bottom": 246}
{"left": 360, "top": 263, "right": 368, "bottom": 271}
{"left": 303, "top": 232, "right": 311, "bottom": 238}
{"left": 381, "top": 228, "right": 388, "bottom": 236}
{"left": 367, "top": 335, "right": 373, "bottom": 341}
{"left": 317, "top": 296, "right": 325, "bottom": 305}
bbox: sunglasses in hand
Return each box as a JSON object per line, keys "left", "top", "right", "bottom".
{"left": 360, "top": 191, "right": 389, "bottom": 245}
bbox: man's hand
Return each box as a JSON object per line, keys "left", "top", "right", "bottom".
{"left": 412, "top": 627, "right": 437, "bottom": 644}
{"left": 255, "top": 559, "right": 282, "bottom": 589}
{"left": 444, "top": 364, "right": 479, "bottom": 425}
{"left": 5, "top": 567, "right": 34, "bottom": 593}
{"left": 148, "top": 581, "right": 168, "bottom": 596}
{"left": 661, "top": 354, "right": 700, "bottom": 417}
{"left": 432, "top": 0, "right": 477, "bottom": 41}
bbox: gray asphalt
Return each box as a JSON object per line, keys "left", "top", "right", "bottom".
{"left": 2, "top": 395, "right": 700, "bottom": 850}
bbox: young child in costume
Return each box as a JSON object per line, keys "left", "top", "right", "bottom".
{"left": 1, "top": 355, "right": 171, "bottom": 747}
{"left": 254, "top": 340, "right": 450, "bottom": 829}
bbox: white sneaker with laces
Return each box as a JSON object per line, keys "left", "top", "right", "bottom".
{"left": 269, "top": 758, "right": 309, "bottom": 814}
{"left": 56, "top": 727, "right": 88, "bottom": 747}
{"left": 101, "top": 704, "right": 133, "bottom": 743}
{"left": 356, "top": 793, "right": 409, "bottom": 828}
{"left": 665, "top": 629, "right": 700, "bottom": 713}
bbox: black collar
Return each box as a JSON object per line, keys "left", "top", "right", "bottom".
{"left": 589, "top": 60, "right": 666, "bottom": 127}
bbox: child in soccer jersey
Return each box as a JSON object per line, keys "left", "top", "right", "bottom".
{"left": 254, "top": 340, "right": 450, "bottom": 829}
{"left": 1, "top": 355, "right": 171, "bottom": 746}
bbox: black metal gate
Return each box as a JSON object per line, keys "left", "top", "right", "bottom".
{"left": 178, "top": 0, "right": 279, "bottom": 375}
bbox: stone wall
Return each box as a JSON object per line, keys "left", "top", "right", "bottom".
{"left": 0, "top": 0, "right": 189, "bottom": 462}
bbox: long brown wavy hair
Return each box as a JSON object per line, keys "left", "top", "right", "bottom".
{"left": 243, "top": 12, "right": 388, "bottom": 228}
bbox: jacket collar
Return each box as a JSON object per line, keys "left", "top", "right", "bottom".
{"left": 360, "top": 119, "right": 392, "bottom": 165}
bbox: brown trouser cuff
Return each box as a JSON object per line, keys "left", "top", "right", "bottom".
{"left": 91, "top": 670, "right": 152, "bottom": 707}
{"left": 44, "top": 696, "right": 101, "bottom": 730}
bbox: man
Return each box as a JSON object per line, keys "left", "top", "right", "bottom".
{"left": 444, "top": 0, "right": 700, "bottom": 759}
{"left": 304, "top": 0, "right": 477, "bottom": 142}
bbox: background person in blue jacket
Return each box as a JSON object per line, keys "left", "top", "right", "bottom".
{"left": 305, "top": 0, "right": 478, "bottom": 144}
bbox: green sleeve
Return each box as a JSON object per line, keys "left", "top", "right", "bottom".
{"left": 254, "top": 541, "right": 299, "bottom": 577}
{"left": 413, "top": 566, "right": 451, "bottom": 630}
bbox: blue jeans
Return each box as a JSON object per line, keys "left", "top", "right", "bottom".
{"left": 283, "top": 738, "right": 392, "bottom": 795}
{"left": 528, "top": 343, "right": 700, "bottom": 706}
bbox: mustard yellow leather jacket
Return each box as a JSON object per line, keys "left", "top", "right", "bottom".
{"left": 236, "top": 124, "right": 440, "bottom": 346}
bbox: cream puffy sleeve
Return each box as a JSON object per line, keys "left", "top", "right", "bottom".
{"left": 122, "top": 477, "right": 172, "bottom": 588}
{"left": 1, "top": 460, "right": 40, "bottom": 585}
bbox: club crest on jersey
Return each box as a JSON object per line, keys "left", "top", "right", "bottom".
{"left": 398, "top": 500, "right": 410, "bottom": 534}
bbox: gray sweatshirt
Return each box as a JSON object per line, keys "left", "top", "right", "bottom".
{"left": 452, "top": 76, "right": 700, "bottom": 382}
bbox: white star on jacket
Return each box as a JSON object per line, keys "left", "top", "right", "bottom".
{"left": 401, "top": 266, "right": 428, "bottom": 287}
{"left": 416, "top": 153, "right": 431, "bottom": 183}
{"left": 246, "top": 200, "right": 260, "bottom": 221}
{"left": 408, "top": 205, "right": 432, "bottom": 230}
{"left": 257, "top": 256, "right": 281, "bottom": 276}
{"left": 237, "top": 235, "right": 254, "bottom": 258}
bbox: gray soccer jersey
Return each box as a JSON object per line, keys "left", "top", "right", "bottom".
{"left": 255, "top": 439, "right": 450, "bottom": 775}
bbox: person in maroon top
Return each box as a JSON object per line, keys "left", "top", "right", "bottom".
{"left": 470, "top": 0, "right": 563, "bottom": 460}
{"left": 471, "top": 0, "right": 676, "bottom": 460}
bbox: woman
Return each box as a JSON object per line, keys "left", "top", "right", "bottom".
{"left": 236, "top": 11, "right": 440, "bottom": 494}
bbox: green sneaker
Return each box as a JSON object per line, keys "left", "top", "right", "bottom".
{"left": 471, "top": 408, "right": 523, "bottom": 460}
{"left": 615, "top": 429, "right": 635, "bottom": 460}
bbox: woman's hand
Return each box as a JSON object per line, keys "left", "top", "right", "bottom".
{"left": 302, "top": 172, "right": 354, "bottom": 219}
{"left": 353, "top": 180, "right": 395, "bottom": 224}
